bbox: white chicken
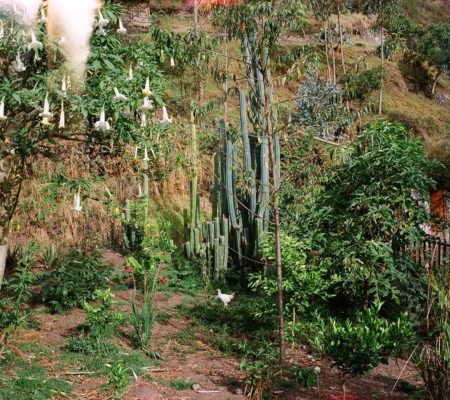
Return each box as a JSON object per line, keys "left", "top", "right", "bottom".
{"left": 217, "top": 289, "right": 235, "bottom": 307}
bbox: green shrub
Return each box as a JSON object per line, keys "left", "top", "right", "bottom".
{"left": 311, "top": 302, "right": 416, "bottom": 382}
{"left": 249, "top": 231, "right": 336, "bottom": 320}
{"left": 40, "top": 249, "right": 112, "bottom": 313}
{"left": 65, "top": 336, "right": 119, "bottom": 356}
{"left": 0, "top": 264, "right": 34, "bottom": 356}
{"left": 81, "top": 288, "right": 125, "bottom": 338}
{"left": 290, "top": 366, "right": 318, "bottom": 388}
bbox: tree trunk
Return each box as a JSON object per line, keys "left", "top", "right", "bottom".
{"left": 262, "top": 63, "right": 285, "bottom": 366}
{"left": 193, "top": 0, "right": 199, "bottom": 30}
{"left": 431, "top": 72, "right": 440, "bottom": 96}
{"left": 324, "top": 22, "right": 332, "bottom": 81}
{"left": 378, "top": 24, "right": 384, "bottom": 115}
{"left": 337, "top": 1, "right": 346, "bottom": 73}
{"left": 0, "top": 237, "right": 8, "bottom": 288}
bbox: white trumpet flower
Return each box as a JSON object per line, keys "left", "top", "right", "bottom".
{"left": 159, "top": 105, "right": 172, "bottom": 125}
{"left": 143, "top": 146, "right": 150, "bottom": 161}
{"left": 38, "top": 8, "right": 46, "bottom": 24}
{"left": 98, "top": 10, "right": 109, "bottom": 28}
{"left": 94, "top": 108, "right": 110, "bottom": 132}
{"left": 117, "top": 18, "right": 127, "bottom": 34}
{"left": 134, "top": 145, "right": 139, "bottom": 159}
{"left": 58, "top": 101, "right": 65, "bottom": 129}
{"left": 39, "top": 93, "right": 53, "bottom": 119}
{"left": 113, "top": 87, "right": 128, "bottom": 101}
{"left": 96, "top": 27, "right": 106, "bottom": 36}
{"left": 138, "top": 184, "right": 143, "bottom": 198}
{"left": 72, "top": 188, "right": 82, "bottom": 212}
{"left": 28, "top": 31, "right": 43, "bottom": 52}
{"left": 0, "top": 22, "right": 4, "bottom": 39}
{"left": 140, "top": 112, "right": 147, "bottom": 128}
{"left": 58, "top": 36, "right": 67, "bottom": 46}
{"left": 127, "top": 64, "right": 133, "bottom": 81}
{"left": 61, "top": 76, "right": 67, "bottom": 92}
{"left": 170, "top": 56, "right": 175, "bottom": 67}
{"left": 13, "top": 54, "right": 26, "bottom": 72}
{"left": 0, "top": 97, "right": 6, "bottom": 121}
{"left": 139, "top": 96, "right": 153, "bottom": 111}
{"left": 142, "top": 77, "right": 151, "bottom": 96}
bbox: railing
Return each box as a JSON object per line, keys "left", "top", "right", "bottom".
{"left": 418, "top": 235, "right": 450, "bottom": 268}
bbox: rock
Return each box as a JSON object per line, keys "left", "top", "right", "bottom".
{"left": 192, "top": 383, "right": 201, "bottom": 391}
{"left": 235, "top": 388, "right": 243, "bottom": 395}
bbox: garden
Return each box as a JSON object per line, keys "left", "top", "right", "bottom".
{"left": 0, "top": 0, "right": 449, "bottom": 399}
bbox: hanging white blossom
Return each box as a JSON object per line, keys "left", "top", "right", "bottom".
{"left": 72, "top": 188, "right": 82, "bottom": 212}
{"left": 61, "top": 76, "right": 67, "bottom": 92}
{"left": 142, "top": 77, "right": 151, "bottom": 96}
{"left": 143, "top": 146, "right": 150, "bottom": 161}
{"left": 39, "top": 93, "right": 53, "bottom": 121}
{"left": 13, "top": 53, "right": 26, "bottom": 72}
{"left": 94, "top": 108, "right": 110, "bottom": 131}
{"left": 159, "top": 105, "right": 172, "bottom": 125}
{"left": 0, "top": 22, "right": 4, "bottom": 39}
{"left": 28, "top": 31, "right": 43, "bottom": 52}
{"left": 97, "top": 10, "right": 109, "bottom": 28}
{"left": 134, "top": 145, "right": 139, "bottom": 159}
{"left": 113, "top": 87, "right": 128, "bottom": 101}
{"left": 96, "top": 26, "right": 106, "bottom": 36}
{"left": 0, "top": 97, "right": 6, "bottom": 121}
{"left": 58, "top": 101, "right": 65, "bottom": 128}
{"left": 139, "top": 96, "right": 153, "bottom": 111}
{"left": 170, "top": 56, "right": 175, "bottom": 68}
{"left": 127, "top": 64, "right": 133, "bottom": 81}
{"left": 38, "top": 8, "right": 46, "bottom": 24}
{"left": 58, "top": 36, "right": 68, "bottom": 46}
{"left": 140, "top": 112, "right": 147, "bottom": 128}
{"left": 117, "top": 18, "right": 127, "bottom": 34}
{"left": 138, "top": 183, "right": 143, "bottom": 198}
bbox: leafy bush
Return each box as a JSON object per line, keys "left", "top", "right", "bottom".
{"left": 249, "top": 231, "right": 336, "bottom": 319}
{"left": 126, "top": 226, "right": 176, "bottom": 349}
{"left": 0, "top": 263, "right": 34, "bottom": 356}
{"left": 292, "top": 70, "right": 350, "bottom": 140}
{"left": 66, "top": 336, "right": 119, "bottom": 356}
{"left": 40, "top": 249, "right": 112, "bottom": 313}
{"left": 300, "top": 120, "right": 437, "bottom": 316}
{"left": 290, "top": 366, "right": 318, "bottom": 388}
{"left": 81, "top": 288, "right": 124, "bottom": 338}
{"left": 310, "top": 302, "right": 416, "bottom": 382}
{"left": 340, "top": 68, "right": 382, "bottom": 105}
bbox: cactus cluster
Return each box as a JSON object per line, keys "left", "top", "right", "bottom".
{"left": 184, "top": 88, "right": 281, "bottom": 282}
